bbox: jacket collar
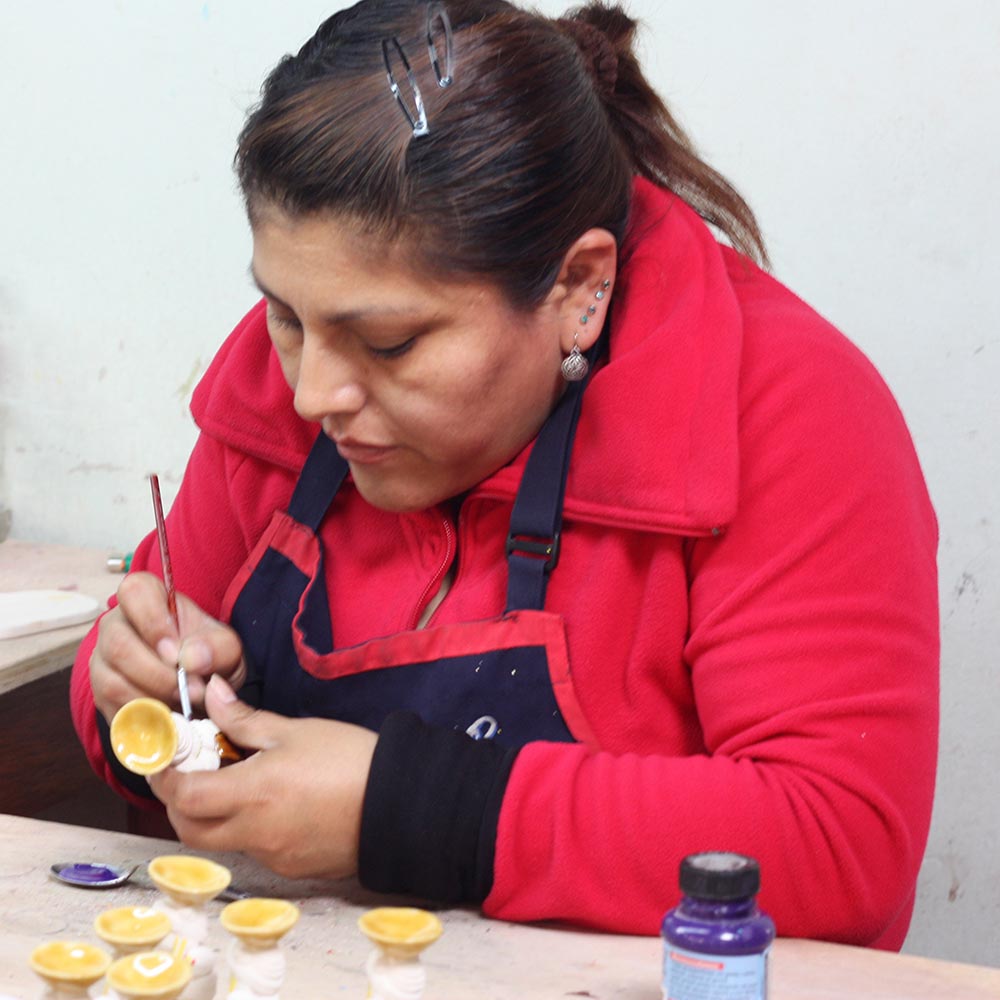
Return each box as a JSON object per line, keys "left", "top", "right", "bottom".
{"left": 476, "top": 179, "right": 743, "bottom": 534}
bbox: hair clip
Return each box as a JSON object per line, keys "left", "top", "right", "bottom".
{"left": 426, "top": 3, "right": 454, "bottom": 88}
{"left": 381, "top": 36, "right": 429, "bottom": 137}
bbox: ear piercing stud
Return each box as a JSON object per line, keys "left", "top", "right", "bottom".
{"left": 561, "top": 280, "right": 611, "bottom": 382}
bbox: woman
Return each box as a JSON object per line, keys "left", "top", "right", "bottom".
{"left": 71, "top": 0, "right": 938, "bottom": 948}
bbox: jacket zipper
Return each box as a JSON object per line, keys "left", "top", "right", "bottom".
{"left": 408, "top": 512, "right": 456, "bottom": 631}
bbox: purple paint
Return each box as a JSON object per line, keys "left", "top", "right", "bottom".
{"left": 661, "top": 853, "right": 775, "bottom": 1000}
{"left": 56, "top": 863, "right": 122, "bottom": 885}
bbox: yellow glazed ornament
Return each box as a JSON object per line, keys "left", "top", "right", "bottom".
{"left": 147, "top": 856, "right": 232, "bottom": 1000}
{"left": 110, "top": 697, "right": 241, "bottom": 776}
{"left": 220, "top": 898, "right": 300, "bottom": 998}
{"left": 94, "top": 906, "right": 172, "bottom": 958}
{"left": 28, "top": 941, "right": 111, "bottom": 999}
{"left": 358, "top": 908, "right": 443, "bottom": 1000}
{"left": 99, "top": 950, "right": 192, "bottom": 1000}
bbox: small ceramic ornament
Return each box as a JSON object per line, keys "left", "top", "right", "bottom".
{"left": 98, "top": 950, "right": 192, "bottom": 1000}
{"left": 110, "top": 698, "right": 241, "bottom": 776}
{"left": 358, "top": 908, "right": 443, "bottom": 1000}
{"left": 28, "top": 941, "right": 111, "bottom": 998}
{"left": 147, "top": 856, "right": 232, "bottom": 1000}
{"left": 220, "top": 898, "right": 300, "bottom": 999}
{"left": 94, "top": 907, "right": 172, "bottom": 958}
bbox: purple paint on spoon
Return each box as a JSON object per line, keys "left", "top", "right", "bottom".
{"left": 57, "top": 863, "right": 122, "bottom": 884}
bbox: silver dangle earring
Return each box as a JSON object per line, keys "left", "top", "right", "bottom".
{"left": 561, "top": 331, "right": 589, "bottom": 382}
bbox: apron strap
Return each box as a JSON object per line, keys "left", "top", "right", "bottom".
{"left": 287, "top": 431, "right": 350, "bottom": 531}
{"left": 505, "top": 335, "right": 602, "bottom": 612}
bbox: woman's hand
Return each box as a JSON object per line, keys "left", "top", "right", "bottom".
{"left": 148, "top": 675, "right": 377, "bottom": 880}
{"left": 90, "top": 571, "right": 246, "bottom": 723}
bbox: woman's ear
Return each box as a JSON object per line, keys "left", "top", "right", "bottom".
{"left": 545, "top": 228, "right": 618, "bottom": 354}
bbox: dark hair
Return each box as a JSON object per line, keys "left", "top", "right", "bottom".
{"left": 236, "top": 0, "right": 767, "bottom": 308}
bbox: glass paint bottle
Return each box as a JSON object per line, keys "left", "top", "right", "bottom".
{"left": 661, "top": 852, "right": 775, "bottom": 1000}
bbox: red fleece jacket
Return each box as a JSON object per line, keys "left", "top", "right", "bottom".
{"left": 71, "top": 179, "right": 938, "bottom": 948}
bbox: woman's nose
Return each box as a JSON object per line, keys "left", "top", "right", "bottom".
{"left": 292, "top": 336, "right": 367, "bottom": 423}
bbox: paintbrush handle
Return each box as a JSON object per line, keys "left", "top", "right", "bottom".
{"left": 150, "top": 474, "right": 192, "bottom": 719}
{"left": 149, "top": 474, "right": 177, "bottom": 628}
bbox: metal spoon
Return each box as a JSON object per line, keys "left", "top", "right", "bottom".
{"left": 50, "top": 861, "right": 138, "bottom": 888}
{"left": 50, "top": 861, "right": 249, "bottom": 900}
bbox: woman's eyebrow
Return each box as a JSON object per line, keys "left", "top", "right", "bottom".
{"left": 248, "top": 264, "right": 419, "bottom": 325}
{"left": 248, "top": 265, "right": 290, "bottom": 309}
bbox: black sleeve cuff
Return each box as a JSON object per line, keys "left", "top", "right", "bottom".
{"left": 358, "top": 711, "right": 519, "bottom": 903}
{"left": 96, "top": 709, "right": 159, "bottom": 801}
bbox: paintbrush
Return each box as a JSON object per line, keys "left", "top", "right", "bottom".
{"left": 149, "top": 474, "right": 193, "bottom": 720}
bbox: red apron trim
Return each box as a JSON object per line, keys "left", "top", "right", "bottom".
{"left": 291, "top": 607, "right": 598, "bottom": 749}
{"left": 221, "top": 510, "right": 316, "bottom": 621}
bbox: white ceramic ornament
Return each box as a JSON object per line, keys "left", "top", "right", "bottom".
{"left": 358, "top": 908, "right": 443, "bottom": 1000}
{"left": 220, "top": 898, "right": 300, "bottom": 999}
{"left": 147, "top": 856, "right": 232, "bottom": 1000}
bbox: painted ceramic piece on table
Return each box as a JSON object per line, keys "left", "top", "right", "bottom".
{"left": 105, "top": 950, "right": 192, "bottom": 999}
{"left": 110, "top": 698, "right": 178, "bottom": 776}
{"left": 358, "top": 907, "right": 443, "bottom": 958}
{"left": 359, "top": 909, "right": 443, "bottom": 1000}
{"left": 221, "top": 898, "right": 300, "bottom": 998}
{"left": 220, "top": 898, "right": 300, "bottom": 947}
{"left": 95, "top": 906, "right": 172, "bottom": 955}
{"left": 147, "top": 855, "right": 232, "bottom": 906}
{"left": 28, "top": 940, "right": 111, "bottom": 989}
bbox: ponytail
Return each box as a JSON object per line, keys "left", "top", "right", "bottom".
{"left": 558, "top": 3, "right": 768, "bottom": 265}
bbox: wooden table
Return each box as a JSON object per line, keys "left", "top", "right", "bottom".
{"left": 1, "top": 815, "right": 998, "bottom": 999}
{"left": 0, "top": 540, "right": 122, "bottom": 825}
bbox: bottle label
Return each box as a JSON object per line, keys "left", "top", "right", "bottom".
{"left": 662, "top": 945, "right": 769, "bottom": 1000}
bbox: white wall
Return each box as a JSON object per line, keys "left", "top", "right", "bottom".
{"left": 2, "top": 1, "right": 997, "bottom": 965}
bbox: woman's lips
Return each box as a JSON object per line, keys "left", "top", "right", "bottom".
{"left": 333, "top": 438, "right": 396, "bottom": 464}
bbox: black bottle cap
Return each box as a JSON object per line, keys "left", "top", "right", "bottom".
{"left": 679, "top": 852, "right": 761, "bottom": 900}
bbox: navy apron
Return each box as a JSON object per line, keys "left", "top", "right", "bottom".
{"left": 220, "top": 366, "right": 598, "bottom": 750}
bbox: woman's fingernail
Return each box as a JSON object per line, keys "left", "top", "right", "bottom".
{"left": 156, "top": 638, "right": 179, "bottom": 665}
{"left": 178, "top": 639, "right": 212, "bottom": 673}
{"left": 208, "top": 673, "right": 237, "bottom": 703}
